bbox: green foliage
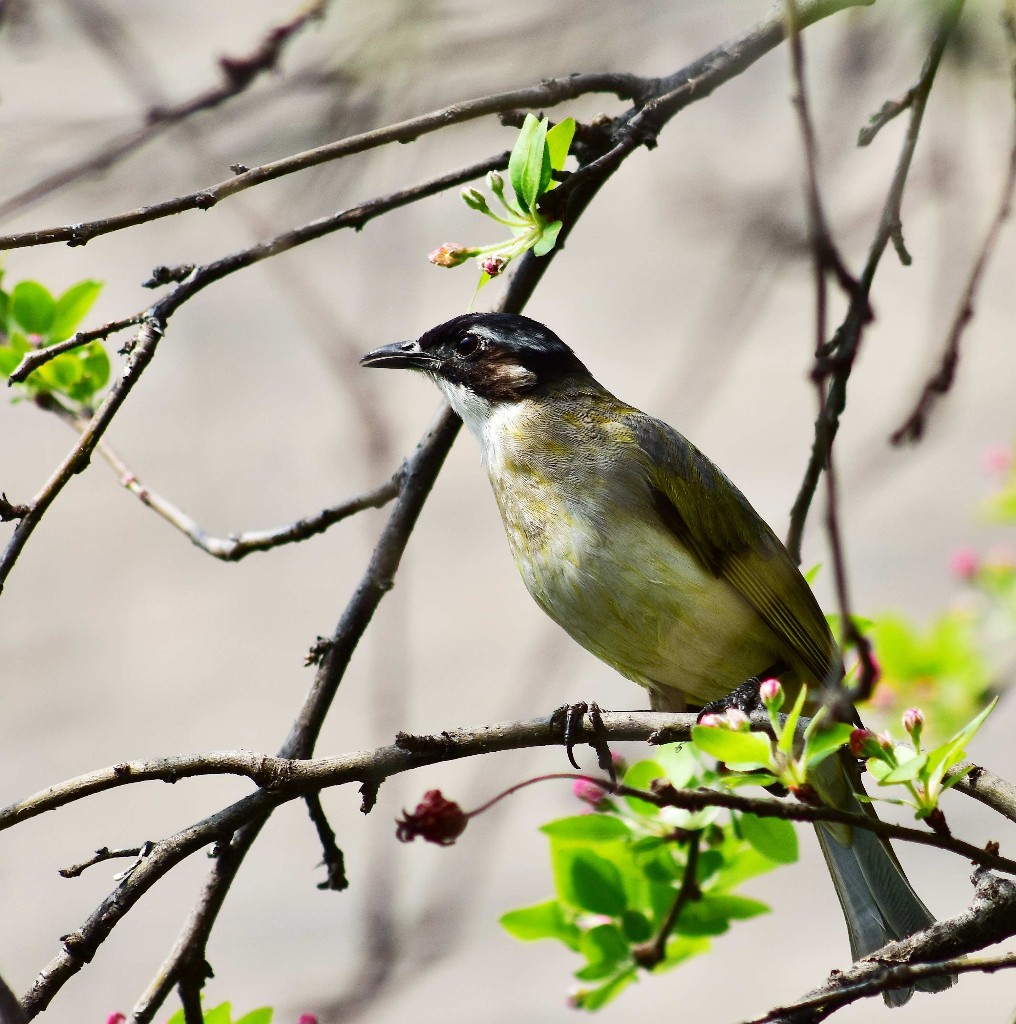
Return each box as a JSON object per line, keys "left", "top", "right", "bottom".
{"left": 164, "top": 1002, "right": 273, "bottom": 1024}
{"left": 0, "top": 275, "right": 107, "bottom": 407}
{"left": 428, "top": 113, "right": 576, "bottom": 299}
{"left": 860, "top": 699, "right": 998, "bottom": 820}
{"left": 499, "top": 745, "right": 792, "bottom": 1010}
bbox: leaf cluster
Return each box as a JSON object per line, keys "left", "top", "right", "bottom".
{"left": 500, "top": 745, "right": 796, "bottom": 1010}
{"left": 0, "top": 275, "right": 107, "bottom": 406}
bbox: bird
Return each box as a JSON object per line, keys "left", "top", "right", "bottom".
{"left": 361, "top": 311, "right": 950, "bottom": 1004}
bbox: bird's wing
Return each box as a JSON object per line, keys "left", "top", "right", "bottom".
{"left": 625, "top": 412, "right": 839, "bottom": 685}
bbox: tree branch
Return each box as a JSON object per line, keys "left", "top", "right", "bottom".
{"left": 785, "top": 0, "right": 965, "bottom": 561}
{"left": 748, "top": 869, "right": 1016, "bottom": 1023}
{"left": 890, "top": 7, "right": 1016, "bottom": 444}
{"left": 0, "top": 74, "right": 648, "bottom": 251}
{"left": 0, "top": 0, "right": 328, "bottom": 223}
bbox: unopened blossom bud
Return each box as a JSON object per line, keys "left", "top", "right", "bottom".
{"left": 396, "top": 790, "right": 468, "bottom": 846}
{"left": 697, "top": 713, "right": 724, "bottom": 729}
{"left": 573, "top": 777, "right": 608, "bottom": 808}
{"left": 106, "top": 1015, "right": 126, "bottom": 1024}
{"left": 427, "top": 243, "right": 471, "bottom": 268}
{"left": 298, "top": 1015, "right": 319, "bottom": 1024}
{"left": 610, "top": 749, "right": 627, "bottom": 774}
{"left": 725, "top": 709, "right": 750, "bottom": 731}
{"left": 480, "top": 255, "right": 508, "bottom": 277}
{"left": 487, "top": 170, "right": 506, "bottom": 194}
{"left": 902, "top": 707, "right": 924, "bottom": 746}
{"left": 949, "top": 546, "right": 980, "bottom": 581}
{"left": 849, "top": 728, "right": 885, "bottom": 760}
{"left": 460, "top": 187, "right": 489, "bottom": 212}
{"left": 759, "top": 678, "right": 783, "bottom": 711}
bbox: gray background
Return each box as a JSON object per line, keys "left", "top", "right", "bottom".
{"left": 1, "top": 1, "right": 1015, "bottom": 1022}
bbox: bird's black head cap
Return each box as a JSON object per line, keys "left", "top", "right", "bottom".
{"left": 416, "top": 312, "right": 589, "bottom": 397}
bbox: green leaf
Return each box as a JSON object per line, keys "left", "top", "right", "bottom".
{"left": 541, "top": 814, "right": 629, "bottom": 843}
{"left": 0, "top": 345, "right": 21, "bottom": 376}
{"left": 711, "top": 845, "right": 780, "bottom": 890}
{"left": 574, "top": 959, "right": 620, "bottom": 982}
{"left": 621, "top": 909, "right": 652, "bottom": 942}
{"left": 691, "top": 725, "right": 772, "bottom": 768}
{"left": 546, "top": 117, "right": 575, "bottom": 172}
{"left": 566, "top": 850, "right": 627, "bottom": 915}
{"left": 204, "top": 1004, "right": 233, "bottom": 1024}
{"left": 661, "top": 935, "right": 712, "bottom": 970}
{"left": 11, "top": 281, "right": 55, "bottom": 334}
{"left": 622, "top": 760, "right": 664, "bottom": 815}
{"left": 579, "top": 923, "right": 629, "bottom": 968}
{"left": 675, "top": 893, "right": 769, "bottom": 935}
{"left": 877, "top": 751, "right": 928, "bottom": 786}
{"left": 924, "top": 696, "right": 998, "bottom": 792}
{"left": 48, "top": 279, "right": 102, "bottom": 342}
{"left": 738, "top": 813, "right": 799, "bottom": 864}
{"left": 803, "top": 723, "right": 854, "bottom": 769}
{"left": 654, "top": 742, "right": 701, "bottom": 787}
{"left": 508, "top": 113, "right": 551, "bottom": 214}
{"left": 501, "top": 900, "right": 580, "bottom": 949}
{"left": 778, "top": 686, "right": 808, "bottom": 756}
{"left": 235, "top": 1010, "right": 273, "bottom": 1024}
{"left": 165, "top": 1012, "right": 186, "bottom": 1024}
{"left": 0, "top": 288, "right": 9, "bottom": 331}
{"left": 533, "top": 220, "right": 562, "bottom": 257}
{"left": 81, "top": 340, "right": 111, "bottom": 390}
{"left": 577, "top": 967, "right": 637, "bottom": 1010}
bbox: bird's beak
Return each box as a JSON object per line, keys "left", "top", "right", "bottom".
{"left": 360, "top": 338, "right": 439, "bottom": 371}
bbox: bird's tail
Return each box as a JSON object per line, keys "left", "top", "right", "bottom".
{"left": 812, "top": 753, "right": 954, "bottom": 1007}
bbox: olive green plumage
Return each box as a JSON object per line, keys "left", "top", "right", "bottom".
{"left": 362, "top": 312, "right": 951, "bottom": 1005}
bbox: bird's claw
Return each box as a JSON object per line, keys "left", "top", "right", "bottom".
{"left": 697, "top": 675, "right": 766, "bottom": 722}
{"left": 552, "top": 702, "right": 614, "bottom": 780}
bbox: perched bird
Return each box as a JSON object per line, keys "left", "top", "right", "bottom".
{"left": 361, "top": 311, "right": 949, "bottom": 1004}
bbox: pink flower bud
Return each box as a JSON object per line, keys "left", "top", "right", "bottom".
{"left": 298, "top": 1015, "right": 319, "bottom": 1024}
{"left": 697, "top": 713, "right": 724, "bottom": 729}
{"left": 949, "top": 546, "right": 980, "bottom": 580}
{"left": 427, "top": 243, "right": 471, "bottom": 268}
{"left": 725, "top": 709, "right": 750, "bottom": 731}
{"left": 106, "top": 1015, "right": 126, "bottom": 1024}
{"left": 572, "top": 778, "right": 607, "bottom": 807}
{"left": 849, "top": 728, "right": 884, "bottom": 760}
{"left": 981, "top": 443, "right": 1012, "bottom": 477}
{"left": 902, "top": 707, "right": 924, "bottom": 744}
{"left": 759, "top": 678, "right": 783, "bottom": 710}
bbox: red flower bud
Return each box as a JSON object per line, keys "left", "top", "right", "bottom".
{"left": 396, "top": 790, "right": 468, "bottom": 846}
{"left": 480, "top": 255, "right": 508, "bottom": 277}
{"left": 106, "top": 1015, "right": 126, "bottom": 1024}
{"left": 759, "top": 678, "right": 783, "bottom": 710}
{"left": 298, "top": 1015, "right": 319, "bottom": 1024}
{"left": 572, "top": 778, "right": 608, "bottom": 808}
{"left": 849, "top": 728, "right": 885, "bottom": 760}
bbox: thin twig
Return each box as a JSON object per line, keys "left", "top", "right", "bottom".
{"left": 8, "top": 314, "right": 144, "bottom": 385}
{"left": 0, "top": 0, "right": 328, "bottom": 223}
{"left": 890, "top": 8, "right": 1016, "bottom": 445}
{"left": 745, "top": 869, "right": 1016, "bottom": 1023}
{"left": 58, "top": 846, "right": 147, "bottom": 879}
{"left": 633, "top": 832, "right": 701, "bottom": 968}
{"left": 785, "top": 0, "right": 966, "bottom": 562}
{"left": 305, "top": 793, "right": 349, "bottom": 891}
{"left": 0, "top": 74, "right": 648, "bottom": 251}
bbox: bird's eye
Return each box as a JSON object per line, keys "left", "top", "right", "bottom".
{"left": 455, "top": 334, "right": 483, "bottom": 358}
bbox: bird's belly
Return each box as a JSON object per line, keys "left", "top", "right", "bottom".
{"left": 497, "top": 497, "right": 780, "bottom": 707}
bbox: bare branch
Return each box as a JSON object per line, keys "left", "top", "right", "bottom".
{"left": 786, "top": 0, "right": 965, "bottom": 561}
{"left": 58, "top": 845, "right": 149, "bottom": 879}
{"left": 632, "top": 831, "right": 702, "bottom": 969}
{"left": 305, "top": 793, "right": 349, "bottom": 891}
{"left": 748, "top": 870, "right": 1016, "bottom": 1023}
{"left": 890, "top": 10, "right": 1016, "bottom": 444}
{"left": 0, "top": 74, "right": 648, "bottom": 251}
{"left": 0, "top": 0, "right": 328, "bottom": 223}
{"left": 8, "top": 314, "right": 144, "bottom": 385}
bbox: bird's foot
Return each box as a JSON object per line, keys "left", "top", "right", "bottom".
{"left": 551, "top": 702, "right": 615, "bottom": 780}
{"left": 697, "top": 675, "right": 766, "bottom": 722}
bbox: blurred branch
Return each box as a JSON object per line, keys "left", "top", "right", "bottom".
{"left": 0, "top": 0, "right": 328, "bottom": 223}
{"left": 890, "top": 7, "right": 1016, "bottom": 445}
{"left": 749, "top": 870, "right": 1016, "bottom": 1023}
{"left": 786, "top": 0, "right": 965, "bottom": 562}
{"left": 0, "top": 74, "right": 648, "bottom": 251}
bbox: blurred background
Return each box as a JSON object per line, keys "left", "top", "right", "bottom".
{"left": 1, "top": 0, "right": 1015, "bottom": 1021}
